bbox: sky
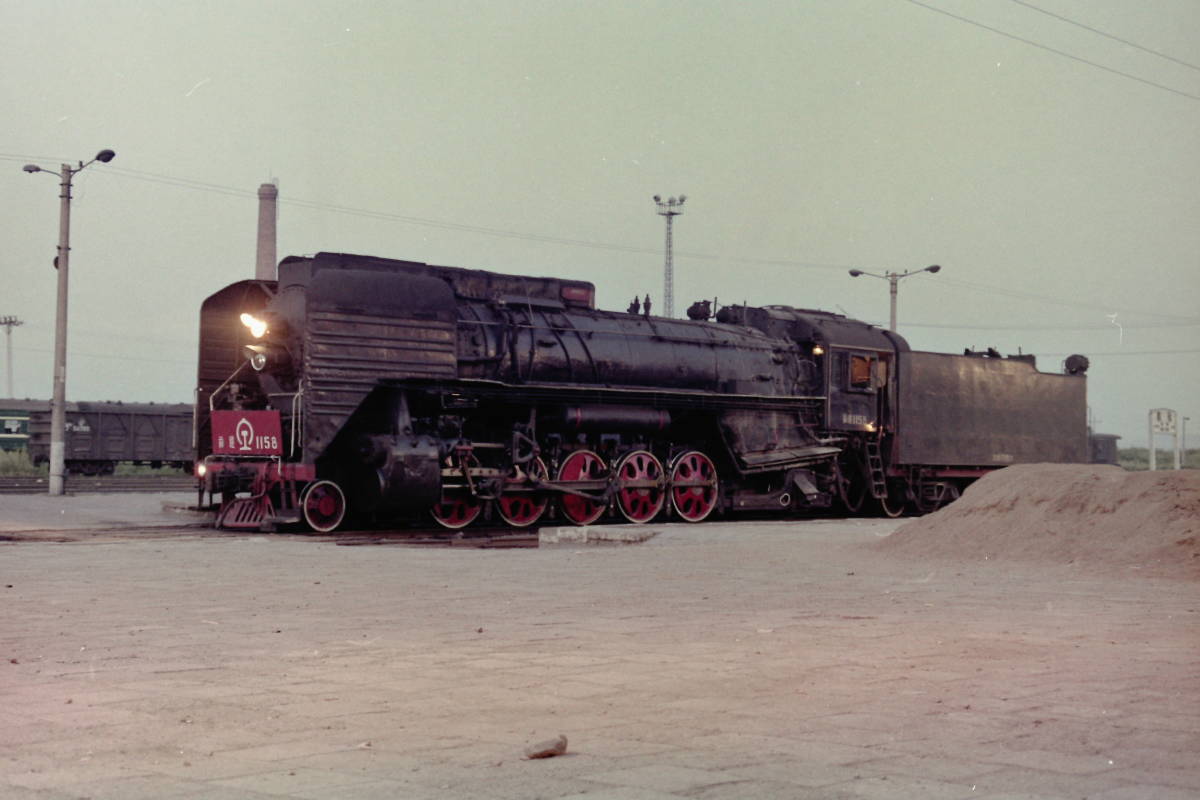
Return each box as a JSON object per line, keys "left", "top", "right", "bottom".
{"left": 2, "top": 0, "right": 1198, "bottom": 447}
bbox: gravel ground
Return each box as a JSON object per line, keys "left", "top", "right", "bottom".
{"left": 1, "top": 511, "right": 1196, "bottom": 799}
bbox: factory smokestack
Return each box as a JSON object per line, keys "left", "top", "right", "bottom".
{"left": 255, "top": 181, "right": 278, "bottom": 281}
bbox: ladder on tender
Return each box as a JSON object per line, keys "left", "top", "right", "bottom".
{"left": 864, "top": 439, "right": 888, "bottom": 499}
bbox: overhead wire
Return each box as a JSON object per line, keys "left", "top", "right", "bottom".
{"left": 14, "top": 344, "right": 194, "bottom": 366}
{"left": 83, "top": 166, "right": 1200, "bottom": 321}
{"left": 1035, "top": 349, "right": 1200, "bottom": 357}
{"left": 7, "top": 155, "right": 1197, "bottom": 329}
{"left": 901, "top": 0, "right": 1200, "bottom": 101}
{"left": 1002, "top": 0, "right": 1200, "bottom": 73}
{"left": 929, "top": 276, "right": 1200, "bottom": 323}
{"left": 60, "top": 161, "right": 865, "bottom": 272}
{"left": 901, "top": 318, "right": 1200, "bottom": 331}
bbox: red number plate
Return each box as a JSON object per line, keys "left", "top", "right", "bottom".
{"left": 211, "top": 410, "right": 283, "bottom": 455}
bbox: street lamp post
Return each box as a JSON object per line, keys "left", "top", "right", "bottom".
{"left": 848, "top": 264, "right": 942, "bottom": 332}
{"left": 23, "top": 149, "right": 116, "bottom": 495}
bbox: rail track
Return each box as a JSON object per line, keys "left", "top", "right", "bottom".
{"left": 331, "top": 528, "right": 540, "bottom": 548}
{"left": 0, "top": 474, "right": 195, "bottom": 495}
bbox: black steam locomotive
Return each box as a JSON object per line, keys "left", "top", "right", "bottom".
{"left": 195, "top": 252, "right": 1088, "bottom": 531}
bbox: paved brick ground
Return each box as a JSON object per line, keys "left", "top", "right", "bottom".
{"left": 1, "top": 508, "right": 1197, "bottom": 799}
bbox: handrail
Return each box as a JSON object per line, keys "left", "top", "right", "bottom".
{"left": 290, "top": 390, "right": 303, "bottom": 458}
{"left": 208, "top": 361, "right": 249, "bottom": 412}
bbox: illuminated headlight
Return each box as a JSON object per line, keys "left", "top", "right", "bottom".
{"left": 196, "top": 463, "right": 207, "bottom": 478}
{"left": 243, "top": 344, "right": 289, "bottom": 373}
{"left": 240, "top": 312, "right": 268, "bottom": 338}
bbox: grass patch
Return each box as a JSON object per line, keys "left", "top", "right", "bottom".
{"left": 0, "top": 449, "right": 45, "bottom": 477}
{"left": 114, "top": 463, "right": 188, "bottom": 476}
{"left": 0, "top": 450, "right": 186, "bottom": 476}
{"left": 1118, "top": 447, "right": 1198, "bottom": 471}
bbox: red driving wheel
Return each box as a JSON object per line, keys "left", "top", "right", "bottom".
{"left": 669, "top": 451, "right": 718, "bottom": 522}
{"left": 496, "top": 458, "right": 549, "bottom": 528}
{"left": 432, "top": 452, "right": 483, "bottom": 529}
{"left": 556, "top": 449, "right": 608, "bottom": 526}
{"left": 431, "top": 493, "right": 483, "bottom": 529}
{"left": 614, "top": 450, "right": 665, "bottom": 523}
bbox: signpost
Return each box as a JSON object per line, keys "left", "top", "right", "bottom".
{"left": 1148, "top": 408, "right": 1180, "bottom": 471}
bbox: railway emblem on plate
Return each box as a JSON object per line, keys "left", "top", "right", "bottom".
{"left": 211, "top": 410, "right": 282, "bottom": 455}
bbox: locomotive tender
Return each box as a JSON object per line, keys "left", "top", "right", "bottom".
{"left": 195, "top": 252, "right": 1088, "bottom": 531}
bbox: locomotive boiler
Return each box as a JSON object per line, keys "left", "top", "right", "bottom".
{"left": 195, "top": 252, "right": 1088, "bottom": 531}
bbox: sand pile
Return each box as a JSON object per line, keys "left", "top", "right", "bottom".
{"left": 873, "top": 464, "right": 1200, "bottom": 578}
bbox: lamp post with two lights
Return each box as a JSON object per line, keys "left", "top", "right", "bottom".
{"left": 847, "top": 264, "right": 942, "bottom": 332}
{"left": 23, "top": 149, "right": 117, "bottom": 495}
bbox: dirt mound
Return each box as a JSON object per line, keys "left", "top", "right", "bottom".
{"left": 872, "top": 464, "right": 1200, "bottom": 578}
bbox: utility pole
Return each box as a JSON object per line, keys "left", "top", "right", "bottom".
{"left": 0, "top": 316, "right": 22, "bottom": 397}
{"left": 653, "top": 194, "right": 686, "bottom": 318}
{"left": 23, "top": 148, "right": 116, "bottom": 495}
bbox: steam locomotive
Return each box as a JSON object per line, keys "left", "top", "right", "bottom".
{"left": 195, "top": 252, "right": 1089, "bottom": 531}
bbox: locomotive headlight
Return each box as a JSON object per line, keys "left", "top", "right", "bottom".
{"left": 243, "top": 344, "right": 290, "bottom": 373}
{"left": 812, "top": 344, "right": 825, "bottom": 356}
{"left": 240, "top": 312, "right": 268, "bottom": 338}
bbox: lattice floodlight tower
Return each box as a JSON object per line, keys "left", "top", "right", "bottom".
{"left": 653, "top": 194, "right": 685, "bottom": 318}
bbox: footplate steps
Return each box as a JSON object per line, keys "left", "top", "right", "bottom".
{"left": 864, "top": 440, "right": 888, "bottom": 499}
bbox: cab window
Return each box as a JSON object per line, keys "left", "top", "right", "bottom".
{"left": 849, "top": 355, "right": 873, "bottom": 389}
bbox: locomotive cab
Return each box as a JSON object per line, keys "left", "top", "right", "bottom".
{"left": 719, "top": 304, "right": 907, "bottom": 435}
{"left": 828, "top": 349, "right": 885, "bottom": 432}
